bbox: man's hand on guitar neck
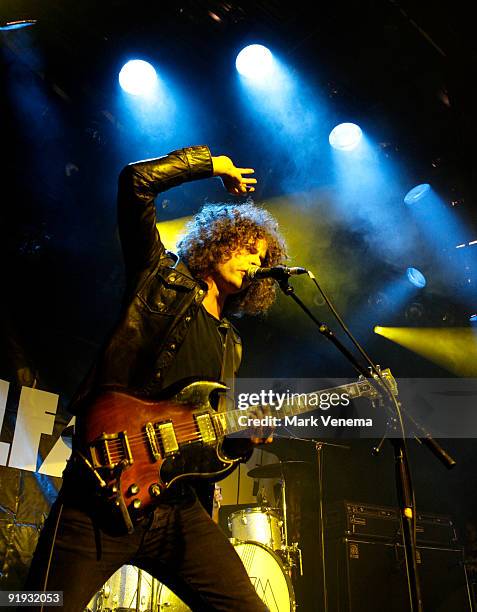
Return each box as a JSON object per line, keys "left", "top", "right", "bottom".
{"left": 248, "top": 405, "right": 274, "bottom": 445}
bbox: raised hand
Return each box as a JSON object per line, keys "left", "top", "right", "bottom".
{"left": 212, "top": 155, "right": 257, "bottom": 195}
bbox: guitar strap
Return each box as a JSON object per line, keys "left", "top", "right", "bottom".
{"left": 217, "top": 322, "right": 236, "bottom": 413}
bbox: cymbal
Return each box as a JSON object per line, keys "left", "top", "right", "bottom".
{"left": 247, "top": 461, "right": 312, "bottom": 479}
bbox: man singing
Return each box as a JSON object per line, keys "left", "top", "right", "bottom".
{"left": 26, "top": 145, "right": 287, "bottom": 611}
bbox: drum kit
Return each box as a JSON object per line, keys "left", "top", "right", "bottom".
{"left": 86, "top": 461, "right": 309, "bottom": 612}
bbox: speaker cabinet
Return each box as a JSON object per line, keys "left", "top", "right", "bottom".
{"left": 326, "top": 538, "right": 472, "bottom": 612}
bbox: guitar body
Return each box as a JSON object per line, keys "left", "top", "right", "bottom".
{"left": 75, "top": 381, "right": 239, "bottom": 525}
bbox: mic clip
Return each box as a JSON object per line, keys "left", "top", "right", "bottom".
{"left": 247, "top": 265, "right": 307, "bottom": 281}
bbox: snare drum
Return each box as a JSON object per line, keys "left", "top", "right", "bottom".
{"left": 157, "top": 541, "right": 295, "bottom": 612}
{"left": 228, "top": 507, "right": 283, "bottom": 550}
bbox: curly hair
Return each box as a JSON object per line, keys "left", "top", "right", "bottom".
{"left": 177, "top": 202, "right": 287, "bottom": 316}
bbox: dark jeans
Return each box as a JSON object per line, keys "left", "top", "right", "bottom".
{"left": 25, "top": 490, "right": 268, "bottom": 611}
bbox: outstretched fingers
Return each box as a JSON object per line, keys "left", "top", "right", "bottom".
{"left": 237, "top": 169, "right": 257, "bottom": 193}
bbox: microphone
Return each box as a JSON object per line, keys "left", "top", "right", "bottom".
{"left": 246, "top": 265, "right": 308, "bottom": 280}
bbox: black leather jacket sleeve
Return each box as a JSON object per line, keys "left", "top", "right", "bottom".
{"left": 117, "top": 145, "right": 213, "bottom": 280}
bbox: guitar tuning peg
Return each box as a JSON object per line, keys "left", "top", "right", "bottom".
{"left": 368, "top": 365, "right": 382, "bottom": 379}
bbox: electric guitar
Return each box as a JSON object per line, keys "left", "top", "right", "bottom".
{"left": 75, "top": 370, "right": 396, "bottom": 531}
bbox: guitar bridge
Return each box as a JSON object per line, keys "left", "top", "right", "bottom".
{"left": 89, "top": 431, "right": 133, "bottom": 469}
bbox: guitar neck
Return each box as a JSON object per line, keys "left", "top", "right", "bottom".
{"left": 215, "top": 379, "right": 376, "bottom": 436}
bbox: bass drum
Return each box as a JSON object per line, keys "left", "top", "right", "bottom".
{"left": 233, "top": 541, "right": 295, "bottom": 612}
{"left": 158, "top": 541, "right": 295, "bottom": 612}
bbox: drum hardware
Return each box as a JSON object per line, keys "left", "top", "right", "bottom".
{"left": 256, "top": 485, "right": 270, "bottom": 506}
{"left": 157, "top": 583, "right": 190, "bottom": 611}
{"left": 278, "top": 477, "right": 303, "bottom": 576}
{"left": 86, "top": 565, "right": 156, "bottom": 612}
{"left": 280, "top": 477, "right": 289, "bottom": 551}
{"left": 247, "top": 461, "right": 309, "bottom": 578}
{"left": 280, "top": 542, "right": 303, "bottom": 577}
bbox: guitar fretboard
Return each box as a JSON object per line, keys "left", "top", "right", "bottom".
{"left": 213, "top": 377, "right": 382, "bottom": 435}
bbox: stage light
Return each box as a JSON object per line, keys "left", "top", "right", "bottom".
{"left": 156, "top": 217, "right": 190, "bottom": 252}
{"left": 406, "top": 267, "right": 426, "bottom": 288}
{"left": 367, "top": 292, "right": 390, "bottom": 308}
{"left": 405, "top": 301, "right": 425, "bottom": 322}
{"left": 369, "top": 327, "right": 477, "bottom": 376}
{"left": 328, "top": 123, "right": 362, "bottom": 151}
{"left": 374, "top": 326, "right": 383, "bottom": 334}
{"left": 0, "top": 20, "right": 37, "bottom": 31}
{"left": 404, "top": 183, "right": 430, "bottom": 205}
{"left": 235, "top": 45, "right": 274, "bottom": 79}
{"left": 119, "top": 60, "right": 158, "bottom": 96}
{"left": 470, "top": 314, "right": 477, "bottom": 323}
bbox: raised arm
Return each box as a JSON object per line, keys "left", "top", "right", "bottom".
{"left": 117, "top": 145, "right": 212, "bottom": 277}
{"left": 117, "top": 145, "right": 256, "bottom": 278}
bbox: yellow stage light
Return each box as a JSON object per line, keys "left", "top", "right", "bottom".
{"left": 156, "top": 216, "right": 191, "bottom": 251}
{"left": 373, "top": 326, "right": 477, "bottom": 376}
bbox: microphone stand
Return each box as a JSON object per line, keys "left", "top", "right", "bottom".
{"left": 277, "top": 276, "right": 456, "bottom": 612}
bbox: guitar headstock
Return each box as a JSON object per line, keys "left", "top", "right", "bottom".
{"left": 355, "top": 366, "right": 398, "bottom": 400}
{"left": 377, "top": 367, "right": 398, "bottom": 397}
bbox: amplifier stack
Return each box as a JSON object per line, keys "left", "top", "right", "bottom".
{"left": 324, "top": 501, "right": 472, "bottom": 612}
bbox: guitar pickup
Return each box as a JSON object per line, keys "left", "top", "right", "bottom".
{"left": 89, "top": 431, "right": 133, "bottom": 469}
{"left": 154, "top": 421, "right": 179, "bottom": 457}
{"left": 195, "top": 412, "right": 216, "bottom": 445}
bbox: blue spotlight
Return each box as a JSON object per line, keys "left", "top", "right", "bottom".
{"left": 470, "top": 314, "right": 477, "bottom": 323}
{"left": 119, "top": 60, "right": 158, "bottom": 96}
{"left": 235, "top": 44, "right": 274, "bottom": 79}
{"left": 329, "top": 123, "right": 362, "bottom": 151}
{"left": 404, "top": 183, "right": 430, "bottom": 205}
{"left": 406, "top": 267, "right": 426, "bottom": 288}
{"left": 0, "top": 20, "right": 37, "bottom": 31}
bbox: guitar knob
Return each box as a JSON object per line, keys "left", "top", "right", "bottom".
{"left": 128, "top": 484, "right": 140, "bottom": 495}
{"left": 132, "top": 499, "right": 142, "bottom": 509}
{"left": 149, "top": 484, "right": 161, "bottom": 497}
